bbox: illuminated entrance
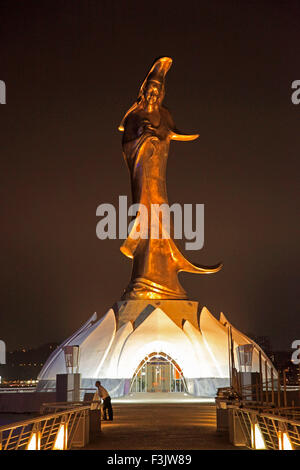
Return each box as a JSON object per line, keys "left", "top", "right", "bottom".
{"left": 130, "top": 352, "right": 187, "bottom": 393}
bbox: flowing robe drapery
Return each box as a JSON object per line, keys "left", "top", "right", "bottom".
{"left": 120, "top": 106, "right": 221, "bottom": 300}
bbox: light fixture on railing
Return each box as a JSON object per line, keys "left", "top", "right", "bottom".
{"left": 63, "top": 345, "right": 80, "bottom": 374}
{"left": 278, "top": 431, "right": 293, "bottom": 450}
{"left": 53, "top": 422, "right": 68, "bottom": 450}
{"left": 278, "top": 422, "right": 293, "bottom": 450}
{"left": 27, "top": 429, "right": 41, "bottom": 450}
{"left": 250, "top": 416, "right": 266, "bottom": 450}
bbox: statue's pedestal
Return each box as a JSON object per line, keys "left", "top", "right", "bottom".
{"left": 106, "top": 299, "right": 230, "bottom": 397}
{"left": 113, "top": 299, "right": 200, "bottom": 331}
{"left": 37, "top": 298, "right": 275, "bottom": 400}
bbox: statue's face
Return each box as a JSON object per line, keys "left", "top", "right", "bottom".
{"left": 144, "top": 81, "right": 161, "bottom": 105}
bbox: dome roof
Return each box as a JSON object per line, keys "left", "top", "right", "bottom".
{"left": 38, "top": 302, "right": 276, "bottom": 385}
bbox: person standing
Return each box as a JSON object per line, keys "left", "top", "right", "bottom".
{"left": 95, "top": 381, "right": 113, "bottom": 421}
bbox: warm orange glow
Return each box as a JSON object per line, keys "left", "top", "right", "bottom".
{"left": 118, "top": 56, "right": 222, "bottom": 301}
{"left": 251, "top": 423, "right": 266, "bottom": 450}
{"left": 27, "top": 432, "right": 41, "bottom": 450}
{"left": 53, "top": 423, "right": 68, "bottom": 450}
{"left": 279, "top": 431, "right": 293, "bottom": 450}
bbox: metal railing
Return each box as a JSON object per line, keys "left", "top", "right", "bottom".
{"left": 0, "top": 387, "right": 37, "bottom": 393}
{"left": 41, "top": 401, "right": 90, "bottom": 413}
{"left": 0, "top": 404, "right": 90, "bottom": 450}
{"left": 228, "top": 326, "right": 300, "bottom": 409}
{"left": 229, "top": 404, "right": 300, "bottom": 450}
{"left": 233, "top": 377, "right": 300, "bottom": 407}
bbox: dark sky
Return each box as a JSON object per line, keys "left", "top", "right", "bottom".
{"left": 0, "top": 0, "right": 299, "bottom": 352}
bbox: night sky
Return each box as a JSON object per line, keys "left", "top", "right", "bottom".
{"left": 1, "top": 0, "right": 299, "bottom": 352}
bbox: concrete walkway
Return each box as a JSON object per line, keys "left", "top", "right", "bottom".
{"left": 85, "top": 400, "right": 241, "bottom": 450}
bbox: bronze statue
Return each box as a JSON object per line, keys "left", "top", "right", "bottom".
{"left": 119, "top": 57, "right": 222, "bottom": 300}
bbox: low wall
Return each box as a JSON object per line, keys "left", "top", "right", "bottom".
{"left": 37, "top": 378, "right": 131, "bottom": 399}
{"left": 186, "top": 378, "right": 230, "bottom": 396}
{"left": 38, "top": 377, "right": 229, "bottom": 398}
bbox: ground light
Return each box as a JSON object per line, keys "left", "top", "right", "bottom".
{"left": 278, "top": 431, "right": 293, "bottom": 450}
{"left": 26, "top": 431, "right": 41, "bottom": 450}
{"left": 53, "top": 422, "right": 68, "bottom": 450}
{"left": 251, "top": 422, "right": 266, "bottom": 450}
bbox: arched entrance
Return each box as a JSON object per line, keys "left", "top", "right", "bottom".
{"left": 130, "top": 352, "right": 187, "bottom": 393}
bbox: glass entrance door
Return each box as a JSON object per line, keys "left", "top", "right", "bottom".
{"left": 130, "top": 353, "right": 186, "bottom": 393}
{"left": 146, "top": 360, "right": 171, "bottom": 392}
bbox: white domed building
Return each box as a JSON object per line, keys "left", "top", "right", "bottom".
{"left": 37, "top": 300, "right": 276, "bottom": 397}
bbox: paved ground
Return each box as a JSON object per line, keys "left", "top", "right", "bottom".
{"left": 85, "top": 401, "right": 241, "bottom": 450}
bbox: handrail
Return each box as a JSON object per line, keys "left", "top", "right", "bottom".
{"left": 0, "top": 405, "right": 91, "bottom": 433}
{"left": 0, "top": 403, "right": 92, "bottom": 450}
{"left": 40, "top": 400, "right": 101, "bottom": 414}
{"left": 227, "top": 404, "right": 300, "bottom": 426}
{"left": 225, "top": 402, "right": 300, "bottom": 450}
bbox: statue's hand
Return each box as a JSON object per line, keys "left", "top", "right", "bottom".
{"left": 149, "top": 136, "right": 160, "bottom": 146}
{"left": 137, "top": 121, "right": 160, "bottom": 140}
{"left": 143, "top": 122, "right": 157, "bottom": 134}
{"left": 137, "top": 120, "right": 154, "bottom": 137}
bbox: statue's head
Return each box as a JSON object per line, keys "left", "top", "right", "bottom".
{"left": 143, "top": 80, "right": 164, "bottom": 106}
{"left": 140, "top": 57, "right": 171, "bottom": 107}
{"left": 118, "top": 57, "right": 172, "bottom": 131}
